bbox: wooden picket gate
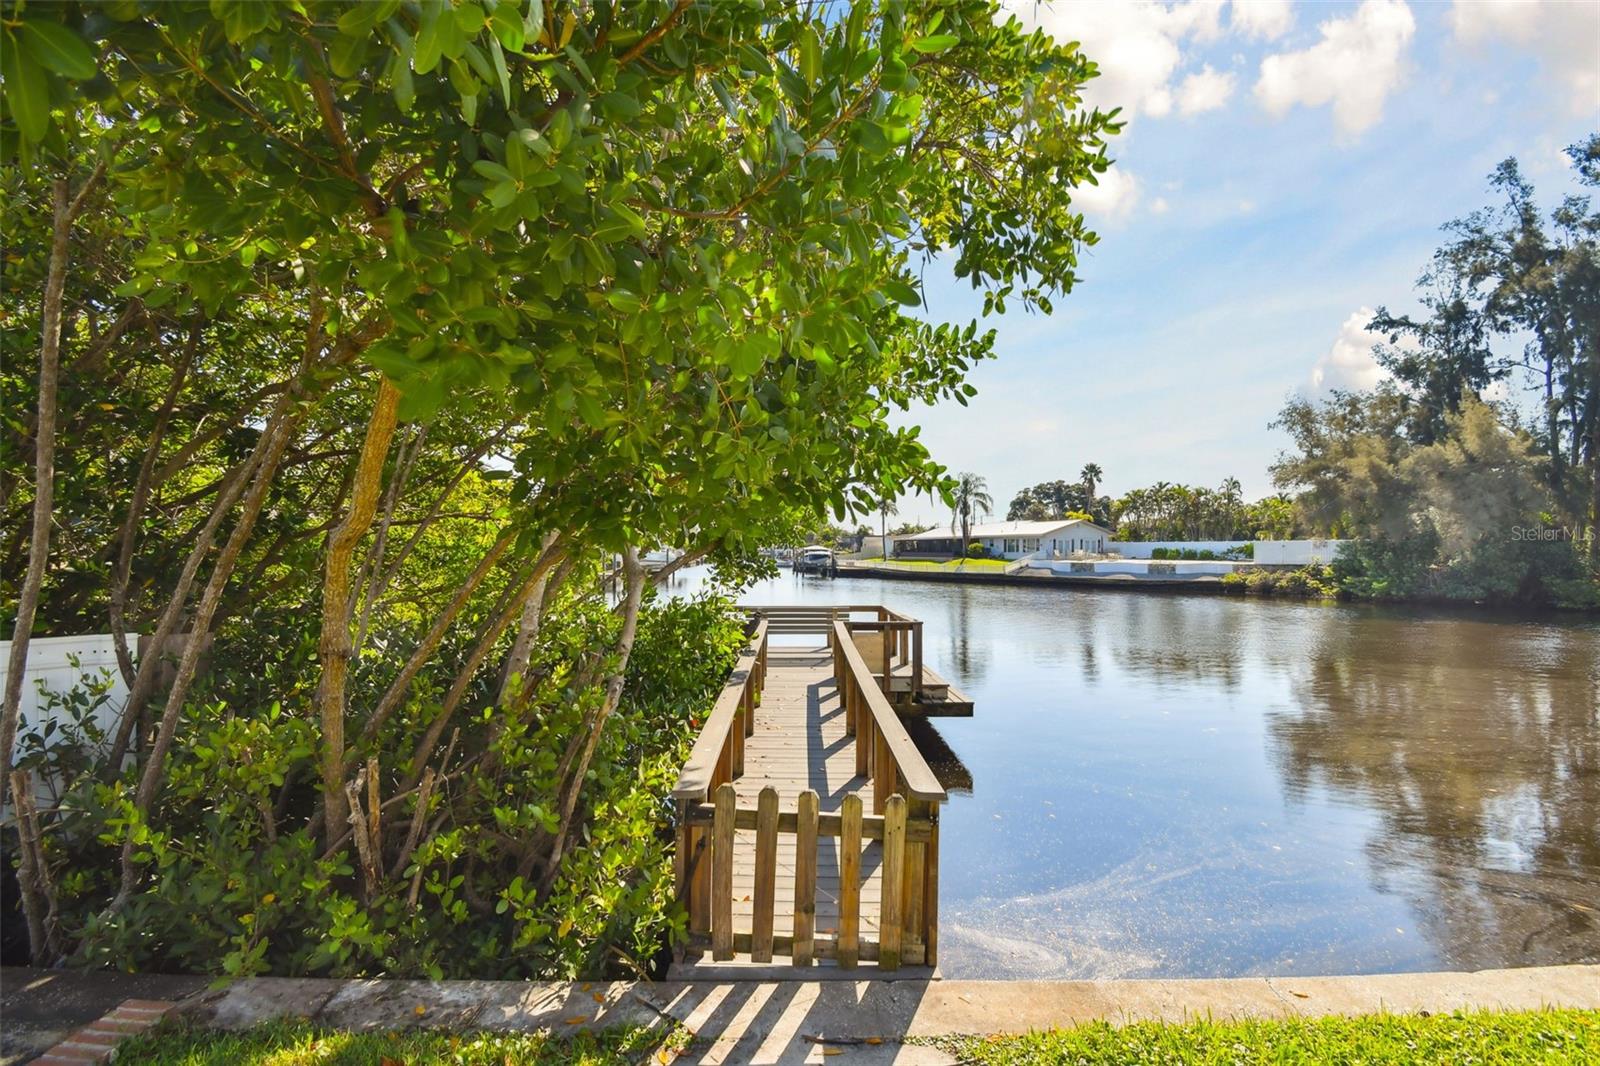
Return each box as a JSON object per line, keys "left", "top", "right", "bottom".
{"left": 672, "top": 605, "right": 948, "bottom": 972}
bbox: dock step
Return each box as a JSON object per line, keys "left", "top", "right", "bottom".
{"left": 868, "top": 664, "right": 973, "bottom": 715}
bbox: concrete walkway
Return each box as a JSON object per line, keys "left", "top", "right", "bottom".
{"left": 133, "top": 963, "right": 1600, "bottom": 1065}
{"left": 1, "top": 969, "right": 206, "bottom": 1065}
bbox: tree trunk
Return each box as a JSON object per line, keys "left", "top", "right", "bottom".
{"left": 536, "top": 547, "right": 646, "bottom": 895}
{"left": 109, "top": 322, "right": 201, "bottom": 686}
{"left": 2, "top": 174, "right": 96, "bottom": 809}
{"left": 358, "top": 525, "right": 523, "bottom": 746}
{"left": 106, "top": 311, "right": 345, "bottom": 911}
{"left": 316, "top": 377, "right": 401, "bottom": 843}
{"left": 403, "top": 546, "right": 566, "bottom": 784}
{"left": 497, "top": 531, "right": 561, "bottom": 704}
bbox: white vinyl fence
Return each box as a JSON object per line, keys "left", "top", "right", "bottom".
{"left": 1, "top": 634, "right": 133, "bottom": 815}
{"left": 1106, "top": 539, "right": 1349, "bottom": 565}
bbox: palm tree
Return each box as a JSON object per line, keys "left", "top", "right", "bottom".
{"left": 950, "top": 472, "right": 993, "bottom": 559}
{"left": 1080, "top": 463, "right": 1103, "bottom": 506}
{"left": 1219, "top": 476, "right": 1243, "bottom": 539}
{"left": 878, "top": 496, "right": 898, "bottom": 560}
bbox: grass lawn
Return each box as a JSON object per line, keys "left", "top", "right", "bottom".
{"left": 115, "top": 1021, "right": 689, "bottom": 1065}
{"left": 113, "top": 1009, "right": 1599, "bottom": 1064}
{"left": 862, "top": 557, "right": 1010, "bottom": 571}
{"left": 933, "top": 1009, "right": 1600, "bottom": 1064}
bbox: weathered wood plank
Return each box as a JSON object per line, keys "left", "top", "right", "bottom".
{"left": 752, "top": 786, "right": 779, "bottom": 963}
{"left": 711, "top": 783, "right": 735, "bottom": 961}
{"left": 793, "top": 789, "right": 818, "bottom": 967}
{"left": 683, "top": 804, "right": 934, "bottom": 842}
{"left": 838, "top": 793, "right": 862, "bottom": 969}
{"left": 879, "top": 794, "right": 905, "bottom": 972}
{"left": 832, "top": 620, "right": 944, "bottom": 802}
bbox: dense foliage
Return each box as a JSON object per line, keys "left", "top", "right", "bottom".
{"left": 1269, "top": 144, "right": 1599, "bottom": 609}
{"left": 1110, "top": 480, "right": 1299, "bottom": 542}
{"left": 1003, "top": 471, "right": 1298, "bottom": 542}
{"left": 1275, "top": 384, "right": 1596, "bottom": 609}
{"left": 24, "top": 592, "right": 743, "bottom": 978}
{"left": 1, "top": 0, "right": 1120, "bottom": 973}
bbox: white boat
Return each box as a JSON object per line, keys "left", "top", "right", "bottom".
{"left": 793, "top": 546, "right": 837, "bottom": 575}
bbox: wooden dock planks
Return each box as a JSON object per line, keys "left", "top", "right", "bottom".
{"left": 726, "top": 647, "right": 885, "bottom": 946}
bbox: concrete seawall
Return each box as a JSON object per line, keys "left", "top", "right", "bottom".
{"left": 837, "top": 564, "right": 1230, "bottom": 594}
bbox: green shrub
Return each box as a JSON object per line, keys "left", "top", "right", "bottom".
{"left": 51, "top": 593, "right": 747, "bottom": 982}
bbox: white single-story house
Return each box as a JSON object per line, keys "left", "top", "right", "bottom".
{"left": 892, "top": 519, "right": 1111, "bottom": 561}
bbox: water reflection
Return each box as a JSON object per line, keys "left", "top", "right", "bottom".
{"left": 1271, "top": 612, "right": 1600, "bottom": 970}
{"left": 667, "top": 567, "right": 1600, "bottom": 978}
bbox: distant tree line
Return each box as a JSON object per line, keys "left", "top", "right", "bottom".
{"left": 1110, "top": 481, "right": 1298, "bottom": 542}
{"left": 1004, "top": 467, "right": 1298, "bottom": 542}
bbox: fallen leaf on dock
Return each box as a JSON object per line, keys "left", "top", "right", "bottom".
{"left": 565, "top": 1016, "right": 588, "bottom": 1024}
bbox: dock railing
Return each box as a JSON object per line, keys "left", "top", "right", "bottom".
{"left": 669, "top": 606, "right": 946, "bottom": 971}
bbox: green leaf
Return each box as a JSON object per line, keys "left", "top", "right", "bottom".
{"left": 798, "top": 26, "right": 822, "bottom": 85}
{"left": 910, "top": 34, "right": 959, "bottom": 54}
{"left": 328, "top": 33, "right": 367, "bottom": 78}
{"left": 472, "top": 159, "right": 515, "bottom": 183}
{"left": 336, "top": 4, "right": 382, "bottom": 37}
{"left": 413, "top": 3, "right": 444, "bottom": 73}
{"left": 489, "top": 38, "right": 511, "bottom": 103}
{"left": 605, "top": 290, "right": 642, "bottom": 313}
{"left": 885, "top": 278, "right": 921, "bottom": 306}
{"left": 19, "top": 20, "right": 97, "bottom": 80}
{"left": 485, "top": 179, "right": 517, "bottom": 208}
{"left": 574, "top": 391, "right": 605, "bottom": 428}
{"left": 737, "top": 44, "right": 772, "bottom": 75}
{"left": 392, "top": 50, "right": 416, "bottom": 110}
{"left": 593, "top": 203, "right": 646, "bottom": 243}
{"left": 2, "top": 36, "right": 50, "bottom": 142}
{"left": 490, "top": 7, "right": 525, "bottom": 52}
{"left": 515, "top": 126, "right": 551, "bottom": 159}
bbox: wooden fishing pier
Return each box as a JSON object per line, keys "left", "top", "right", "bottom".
{"left": 669, "top": 605, "right": 970, "bottom": 976}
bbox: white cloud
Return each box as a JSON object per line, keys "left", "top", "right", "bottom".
{"left": 1310, "top": 308, "right": 1390, "bottom": 393}
{"left": 1229, "top": 0, "right": 1294, "bottom": 40}
{"left": 1177, "top": 64, "right": 1237, "bottom": 114}
{"left": 1150, "top": 195, "right": 1171, "bottom": 214}
{"left": 1254, "top": 0, "right": 1416, "bottom": 136}
{"left": 1004, "top": 1, "right": 1233, "bottom": 121}
{"left": 1449, "top": 0, "right": 1600, "bottom": 114}
{"left": 1072, "top": 165, "right": 1141, "bottom": 220}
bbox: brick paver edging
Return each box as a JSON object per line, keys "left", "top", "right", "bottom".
{"left": 33, "top": 998, "right": 177, "bottom": 1064}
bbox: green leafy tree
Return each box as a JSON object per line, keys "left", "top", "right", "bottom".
{"left": 0, "top": 0, "right": 1123, "bottom": 971}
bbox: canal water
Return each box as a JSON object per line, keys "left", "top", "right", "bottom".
{"left": 663, "top": 566, "right": 1600, "bottom": 980}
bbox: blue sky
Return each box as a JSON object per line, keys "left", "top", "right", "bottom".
{"left": 889, "top": 0, "right": 1599, "bottom": 526}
